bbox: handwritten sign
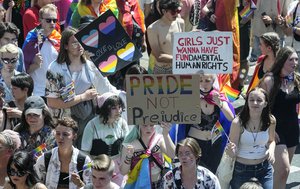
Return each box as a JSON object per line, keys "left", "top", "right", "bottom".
{"left": 172, "top": 31, "right": 233, "bottom": 74}
{"left": 126, "top": 74, "right": 201, "bottom": 125}
{"left": 75, "top": 10, "right": 142, "bottom": 76}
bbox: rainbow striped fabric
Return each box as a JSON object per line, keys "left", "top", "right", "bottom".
{"left": 211, "top": 120, "right": 225, "bottom": 144}
{"left": 222, "top": 84, "right": 240, "bottom": 102}
{"left": 239, "top": 0, "right": 256, "bottom": 24}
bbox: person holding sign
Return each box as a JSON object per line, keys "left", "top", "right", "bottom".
{"left": 120, "top": 122, "right": 175, "bottom": 189}
{"left": 81, "top": 92, "right": 128, "bottom": 186}
{"left": 181, "top": 73, "right": 234, "bottom": 174}
{"left": 147, "top": 0, "right": 184, "bottom": 74}
{"left": 227, "top": 87, "right": 276, "bottom": 189}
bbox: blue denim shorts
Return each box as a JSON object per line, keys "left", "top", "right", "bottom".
{"left": 230, "top": 160, "right": 273, "bottom": 189}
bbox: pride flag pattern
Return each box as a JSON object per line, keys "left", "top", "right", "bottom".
{"left": 221, "top": 84, "right": 240, "bottom": 102}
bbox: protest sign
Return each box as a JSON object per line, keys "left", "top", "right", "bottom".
{"left": 126, "top": 74, "right": 201, "bottom": 125}
{"left": 75, "top": 10, "right": 142, "bottom": 76}
{"left": 172, "top": 31, "right": 233, "bottom": 74}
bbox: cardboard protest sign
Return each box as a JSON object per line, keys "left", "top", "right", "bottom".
{"left": 126, "top": 74, "right": 201, "bottom": 125}
{"left": 172, "top": 31, "right": 233, "bottom": 74}
{"left": 75, "top": 10, "right": 142, "bottom": 76}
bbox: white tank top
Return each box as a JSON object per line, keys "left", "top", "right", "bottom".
{"left": 237, "top": 128, "right": 269, "bottom": 159}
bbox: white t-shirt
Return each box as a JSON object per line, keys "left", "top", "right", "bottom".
{"left": 32, "top": 39, "right": 58, "bottom": 96}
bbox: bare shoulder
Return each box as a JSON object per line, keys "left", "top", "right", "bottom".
{"left": 147, "top": 20, "right": 161, "bottom": 31}
{"left": 176, "top": 17, "right": 185, "bottom": 24}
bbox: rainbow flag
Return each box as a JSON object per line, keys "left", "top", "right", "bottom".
{"left": 32, "top": 143, "right": 47, "bottom": 155}
{"left": 221, "top": 84, "right": 240, "bottom": 102}
{"left": 239, "top": 0, "right": 256, "bottom": 24}
{"left": 211, "top": 121, "right": 224, "bottom": 144}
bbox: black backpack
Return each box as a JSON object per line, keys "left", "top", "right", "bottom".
{"left": 44, "top": 150, "right": 86, "bottom": 180}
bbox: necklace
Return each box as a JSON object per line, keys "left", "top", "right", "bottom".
{"left": 248, "top": 120, "right": 260, "bottom": 147}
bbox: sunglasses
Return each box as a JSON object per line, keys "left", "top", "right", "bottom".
{"left": 1, "top": 58, "right": 17, "bottom": 64}
{"left": 169, "top": 8, "right": 181, "bottom": 15}
{"left": 8, "top": 169, "right": 27, "bottom": 177}
{"left": 44, "top": 18, "right": 58, "bottom": 23}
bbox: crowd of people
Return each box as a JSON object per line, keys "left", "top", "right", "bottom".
{"left": 0, "top": 0, "right": 298, "bottom": 188}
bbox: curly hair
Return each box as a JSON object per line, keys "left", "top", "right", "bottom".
{"left": 55, "top": 117, "right": 78, "bottom": 134}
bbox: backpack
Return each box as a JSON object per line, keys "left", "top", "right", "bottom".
{"left": 44, "top": 150, "right": 86, "bottom": 181}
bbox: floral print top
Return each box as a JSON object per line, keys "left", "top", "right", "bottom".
{"left": 163, "top": 165, "right": 221, "bottom": 189}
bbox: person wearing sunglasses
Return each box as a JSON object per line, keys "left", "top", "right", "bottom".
{"left": 23, "top": 4, "right": 61, "bottom": 98}
{"left": 0, "top": 43, "right": 20, "bottom": 103}
{"left": 4, "top": 151, "right": 39, "bottom": 189}
{"left": 0, "top": 22, "right": 24, "bottom": 72}
{"left": 147, "top": 0, "right": 184, "bottom": 74}
{"left": 22, "top": 0, "right": 58, "bottom": 39}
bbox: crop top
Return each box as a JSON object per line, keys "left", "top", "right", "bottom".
{"left": 190, "top": 106, "right": 220, "bottom": 131}
{"left": 90, "top": 137, "right": 124, "bottom": 156}
{"left": 237, "top": 129, "right": 269, "bottom": 159}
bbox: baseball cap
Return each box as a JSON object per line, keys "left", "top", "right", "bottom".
{"left": 24, "top": 96, "right": 45, "bottom": 116}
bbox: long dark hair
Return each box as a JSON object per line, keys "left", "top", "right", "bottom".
{"left": 239, "top": 87, "right": 272, "bottom": 131}
{"left": 265, "top": 46, "right": 300, "bottom": 108}
{"left": 96, "top": 95, "right": 125, "bottom": 124}
{"left": 56, "top": 27, "right": 87, "bottom": 65}
{"left": 7, "top": 151, "right": 39, "bottom": 188}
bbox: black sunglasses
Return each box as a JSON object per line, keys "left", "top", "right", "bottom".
{"left": 8, "top": 169, "right": 27, "bottom": 177}
{"left": 44, "top": 18, "right": 58, "bottom": 23}
{"left": 1, "top": 58, "right": 17, "bottom": 64}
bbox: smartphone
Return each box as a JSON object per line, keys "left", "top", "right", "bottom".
{"left": 261, "top": 12, "right": 270, "bottom": 27}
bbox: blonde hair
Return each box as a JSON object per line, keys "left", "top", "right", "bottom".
{"left": 39, "top": 4, "right": 58, "bottom": 19}
{"left": 0, "top": 43, "right": 19, "bottom": 55}
{"left": 32, "top": 183, "right": 47, "bottom": 189}
{"left": 92, "top": 154, "right": 115, "bottom": 176}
